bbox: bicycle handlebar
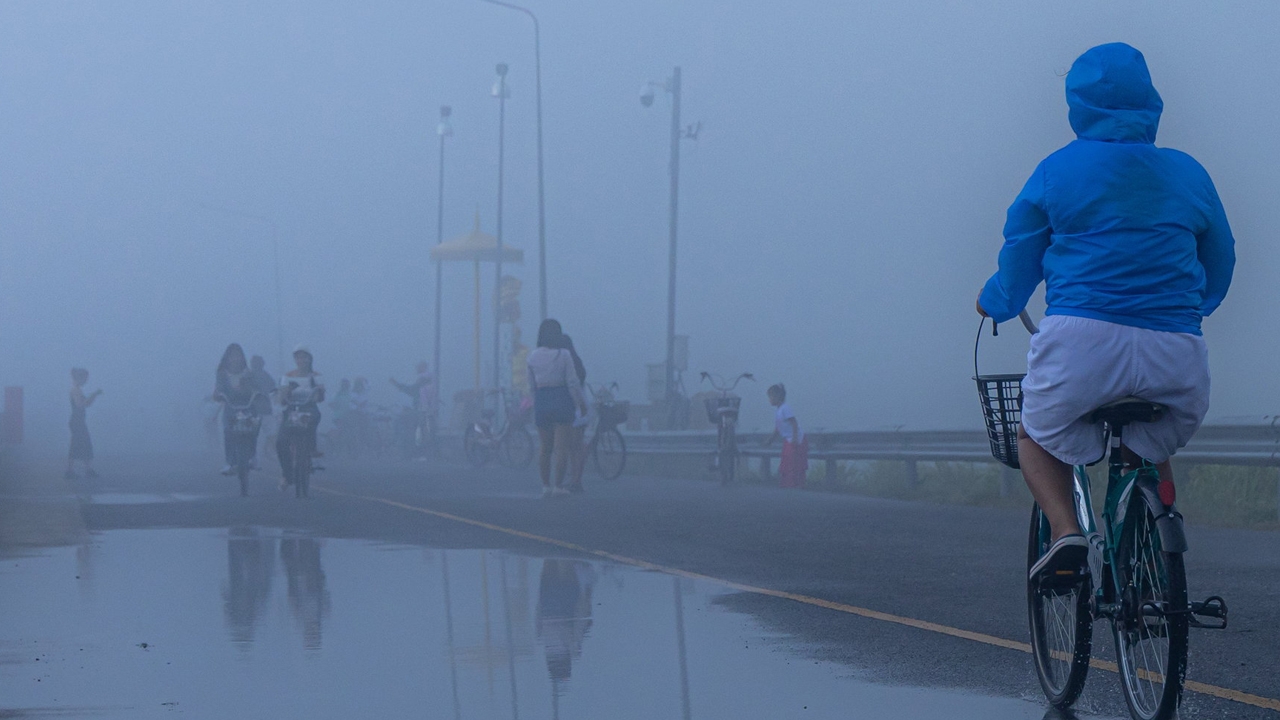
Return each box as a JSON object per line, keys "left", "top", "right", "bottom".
{"left": 700, "top": 372, "right": 755, "bottom": 393}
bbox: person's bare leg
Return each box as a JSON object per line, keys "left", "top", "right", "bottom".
{"left": 552, "top": 425, "right": 573, "bottom": 488}
{"left": 537, "top": 426, "right": 554, "bottom": 488}
{"left": 1018, "top": 427, "right": 1082, "bottom": 541}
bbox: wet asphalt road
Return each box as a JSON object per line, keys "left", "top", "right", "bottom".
{"left": 2, "top": 449, "right": 1278, "bottom": 719}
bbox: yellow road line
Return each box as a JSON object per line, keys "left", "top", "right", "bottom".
{"left": 319, "top": 486, "right": 1280, "bottom": 714}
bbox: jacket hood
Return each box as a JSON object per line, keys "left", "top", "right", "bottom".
{"left": 1066, "top": 43, "right": 1162, "bottom": 143}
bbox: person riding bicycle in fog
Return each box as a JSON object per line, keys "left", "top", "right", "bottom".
{"left": 976, "top": 43, "right": 1235, "bottom": 582}
{"left": 215, "top": 343, "right": 265, "bottom": 476}
{"left": 277, "top": 346, "right": 325, "bottom": 489}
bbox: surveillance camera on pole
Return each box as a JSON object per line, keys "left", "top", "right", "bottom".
{"left": 640, "top": 84, "right": 656, "bottom": 107}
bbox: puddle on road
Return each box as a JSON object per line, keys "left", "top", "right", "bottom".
{"left": 0, "top": 529, "right": 1115, "bottom": 719}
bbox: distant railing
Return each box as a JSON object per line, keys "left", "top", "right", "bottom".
{"left": 625, "top": 423, "right": 1280, "bottom": 516}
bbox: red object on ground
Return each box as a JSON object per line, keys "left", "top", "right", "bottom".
{"left": 779, "top": 438, "right": 809, "bottom": 488}
{"left": 2, "top": 387, "right": 22, "bottom": 445}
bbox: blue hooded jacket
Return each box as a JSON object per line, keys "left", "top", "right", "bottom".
{"left": 979, "top": 43, "right": 1235, "bottom": 335}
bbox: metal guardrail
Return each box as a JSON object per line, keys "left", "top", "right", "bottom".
{"left": 625, "top": 423, "right": 1280, "bottom": 518}
{"left": 625, "top": 423, "right": 1280, "bottom": 467}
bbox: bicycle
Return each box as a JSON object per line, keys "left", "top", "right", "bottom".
{"left": 700, "top": 372, "right": 754, "bottom": 485}
{"left": 586, "top": 383, "right": 629, "bottom": 481}
{"left": 464, "top": 388, "right": 535, "bottom": 469}
{"left": 975, "top": 311, "right": 1228, "bottom": 720}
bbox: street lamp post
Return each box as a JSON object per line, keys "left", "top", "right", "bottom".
{"left": 492, "top": 63, "right": 510, "bottom": 392}
{"left": 433, "top": 105, "right": 453, "bottom": 430}
{"left": 642, "top": 66, "right": 684, "bottom": 426}
{"left": 479, "top": 0, "right": 547, "bottom": 322}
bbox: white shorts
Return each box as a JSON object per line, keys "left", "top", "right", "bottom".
{"left": 1021, "top": 315, "right": 1210, "bottom": 466}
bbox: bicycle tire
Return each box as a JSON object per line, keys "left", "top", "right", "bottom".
{"left": 592, "top": 427, "right": 626, "bottom": 481}
{"left": 719, "top": 422, "right": 736, "bottom": 486}
{"left": 1112, "top": 496, "right": 1188, "bottom": 720}
{"left": 1026, "top": 504, "right": 1092, "bottom": 708}
{"left": 499, "top": 426, "right": 535, "bottom": 469}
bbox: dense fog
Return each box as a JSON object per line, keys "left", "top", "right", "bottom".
{"left": 2, "top": 0, "right": 1276, "bottom": 452}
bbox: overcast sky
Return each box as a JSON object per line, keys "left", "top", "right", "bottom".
{"left": 2, "top": 0, "right": 1277, "bottom": 449}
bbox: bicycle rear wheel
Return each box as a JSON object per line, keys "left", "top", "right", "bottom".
{"left": 1026, "top": 504, "right": 1092, "bottom": 708}
{"left": 592, "top": 427, "right": 626, "bottom": 480}
{"left": 1112, "top": 497, "right": 1188, "bottom": 720}
{"left": 499, "top": 426, "right": 535, "bottom": 469}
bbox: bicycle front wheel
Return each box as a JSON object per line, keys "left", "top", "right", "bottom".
{"left": 592, "top": 428, "right": 626, "bottom": 480}
{"left": 1112, "top": 498, "right": 1188, "bottom": 720}
{"left": 718, "top": 423, "right": 736, "bottom": 486}
{"left": 1026, "top": 504, "right": 1092, "bottom": 708}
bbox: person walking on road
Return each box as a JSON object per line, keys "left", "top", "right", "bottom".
{"left": 558, "top": 334, "right": 590, "bottom": 494}
{"left": 527, "top": 319, "right": 587, "bottom": 498}
{"left": 65, "top": 367, "right": 102, "bottom": 480}
{"left": 764, "top": 383, "right": 807, "bottom": 488}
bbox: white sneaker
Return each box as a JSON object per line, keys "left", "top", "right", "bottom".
{"left": 541, "top": 487, "right": 554, "bottom": 499}
{"left": 552, "top": 486, "right": 570, "bottom": 498}
{"left": 1029, "top": 534, "right": 1089, "bottom": 584}
{"left": 220, "top": 465, "right": 234, "bottom": 476}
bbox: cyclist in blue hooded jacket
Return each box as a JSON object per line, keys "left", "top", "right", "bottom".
{"left": 976, "top": 43, "right": 1235, "bottom": 581}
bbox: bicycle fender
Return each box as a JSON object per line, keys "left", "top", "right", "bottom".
{"left": 1134, "top": 476, "right": 1189, "bottom": 553}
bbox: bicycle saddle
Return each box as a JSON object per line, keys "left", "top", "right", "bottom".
{"left": 1089, "top": 397, "right": 1166, "bottom": 427}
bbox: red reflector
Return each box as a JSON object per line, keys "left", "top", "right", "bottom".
{"left": 1157, "top": 480, "right": 1177, "bottom": 506}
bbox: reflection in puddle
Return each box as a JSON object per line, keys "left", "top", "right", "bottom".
{"left": 0, "top": 529, "right": 1118, "bottom": 720}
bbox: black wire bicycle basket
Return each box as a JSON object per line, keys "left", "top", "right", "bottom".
{"left": 704, "top": 396, "right": 741, "bottom": 424}
{"left": 598, "top": 400, "right": 630, "bottom": 427}
{"left": 974, "top": 317, "right": 1025, "bottom": 469}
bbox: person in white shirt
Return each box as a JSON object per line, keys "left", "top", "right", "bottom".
{"left": 764, "top": 383, "right": 808, "bottom": 489}
{"left": 526, "top": 319, "right": 587, "bottom": 498}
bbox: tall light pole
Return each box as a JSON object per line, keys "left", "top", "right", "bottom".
{"left": 479, "top": 0, "right": 547, "bottom": 321}
{"left": 433, "top": 105, "right": 453, "bottom": 430}
{"left": 492, "top": 63, "right": 510, "bottom": 391}
{"left": 642, "top": 67, "right": 685, "bottom": 426}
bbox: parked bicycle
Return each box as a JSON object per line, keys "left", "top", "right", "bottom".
{"left": 464, "top": 389, "right": 535, "bottom": 469}
{"left": 976, "top": 311, "right": 1227, "bottom": 720}
{"left": 700, "top": 372, "right": 753, "bottom": 486}
{"left": 586, "top": 383, "right": 628, "bottom": 480}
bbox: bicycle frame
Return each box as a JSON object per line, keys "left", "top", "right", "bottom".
{"left": 1042, "top": 430, "right": 1185, "bottom": 619}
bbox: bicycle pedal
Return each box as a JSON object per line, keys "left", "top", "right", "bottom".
{"left": 1189, "top": 595, "right": 1228, "bottom": 629}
